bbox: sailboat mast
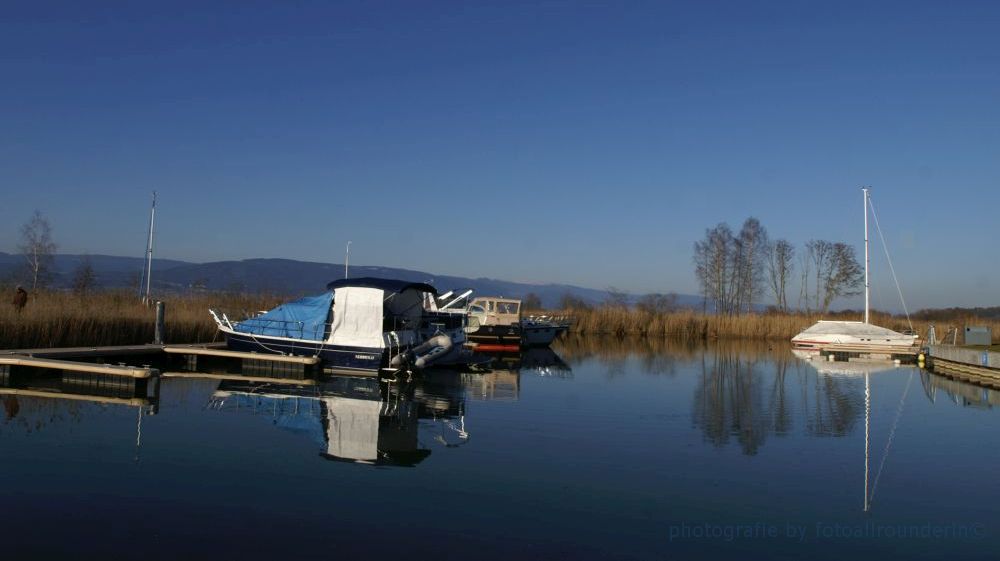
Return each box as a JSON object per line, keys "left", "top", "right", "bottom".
{"left": 863, "top": 187, "right": 870, "bottom": 324}
{"left": 143, "top": 191, "right": 156, "bottom": 305}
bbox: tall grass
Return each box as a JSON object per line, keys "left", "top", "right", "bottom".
{"left": 562, "top": 306, "right": 1000, "bottom": 343}
{"left": 3, "top": 289, "right": 997, "bottom": 350}
{"left": 0, "top": 290, "right": 281, "bottom": 349}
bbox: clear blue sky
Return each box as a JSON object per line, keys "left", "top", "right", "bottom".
{"left": 1, "top": 1, "right": 997, "bottom": 309}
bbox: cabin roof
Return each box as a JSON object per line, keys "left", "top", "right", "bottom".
{"left": 325, "top": 277, "right": 438, "bottom": 295}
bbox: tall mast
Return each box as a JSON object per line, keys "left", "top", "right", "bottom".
{"left": 344, "top": 240, "right": 351, "bottom": 279}
{"left": 863, "top": 187, "right": 870, "bottom": 324}
{"left": 143, "top": 191, "right": 157, "bottom": 305}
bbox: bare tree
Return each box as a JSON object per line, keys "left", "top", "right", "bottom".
{"left": 694, "top": 219, "right": 769, "bottom": 315}
{"left": 605, "top": 286, "right": 630, "bottom": 309}
{"left": 798, "top": 245, "right": 812, "bottom": 312}
{"left": 636, "top": 293, "right": 678, "bottom": 315}
{"left": 19, "top": 210, "right": 57, "bottom": 290}
{"left": 734, "top": 217, "right": 768, "bottom": 314}
{"left": 72, "top": 255, "right": 96, "bottom": 294}
{"left": 802, "top": 240, "right": 863, "bottom": 313}
{"left": 694, "top": 223, "right": 734, "bottom": 314}
{"left": 766, "top": 239, "right": 794, "bottom": 312}
{"left": 559, "top": 293, "right": 591, "bottom": 311}
{"left": 805, "top": 240, "right": 833, "bottom": 312}
{"left": 522, "top": 292, "right": 543, "bottom": 311}
{"left": 820, "top": 243, "right": 864, "bottom": 313}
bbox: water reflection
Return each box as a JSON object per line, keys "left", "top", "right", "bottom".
{"left": 690, "top": 346, "right": 920, "bottom": 456}
{"left": 693, "top": 348, "right": 773, "bottom": 455}
{"left": 209, "top": 377, "right": 430, "bottom": 466}
{"left": 920, "top": 370, "right": 1000, "bottom": 408}
{"left": 0, "top": 364, "right": 159, "bottom": 436}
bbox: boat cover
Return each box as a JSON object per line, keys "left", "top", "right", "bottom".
{"left": 330, "top": 286, "right": 385, "bottom": 348}
{"left": 793, "top": 320, "right": 908, "bottom": 339}
{"left": 234, "top": 292, "right": 333, "bottom": 341}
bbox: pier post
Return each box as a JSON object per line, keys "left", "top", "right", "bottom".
{"left": 154, "top": 301, "right": 165, "bottom": 345}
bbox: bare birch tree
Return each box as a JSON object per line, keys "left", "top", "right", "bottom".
{"left": 734, "top": 218, "right": 768, "bottom": 314}
{"left": 766, "top": 239, "right": 794, "bottom": 312}
{"left": 694, "top": 223, "right": 734, "bottom": 314}
{"left": 805, "top": 240, "right": 833, "bottom": 312}
{"left": 798, "top": 246, "right": 812, "bottom": 312}
{"left": 19, "top": 210, "right": 57, "bottom": 290}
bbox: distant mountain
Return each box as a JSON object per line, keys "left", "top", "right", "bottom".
{"left": 0, "top": 252, "right": 702, "bottom": 309}
{"left": 0, "top": 251, "right": 190, "bottom": 290}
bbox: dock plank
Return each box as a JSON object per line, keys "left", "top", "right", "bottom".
{"left": 0, "top": 356, "right": 156, "bottom": 378}
{"left": 162, "top": 345, "right": 320, "bottom": 365}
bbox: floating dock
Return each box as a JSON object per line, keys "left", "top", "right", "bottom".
{"left": 926, "top": 345, "right": 1000, "bottom": 389}
{"left": 816, "top": 343, "right": 921, "bottom": 363}
{"left": 0, "top": 341, "right": 323, "bottom": 384}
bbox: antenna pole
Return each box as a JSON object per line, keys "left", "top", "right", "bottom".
{"left": 863, "top": 187, "right": 870, "bottom": 324}
{"left": 345, "top": 240, "right": 351, "bottom": 279}
{"left": 143, "top": 191, "right": 157, "bottom": 305}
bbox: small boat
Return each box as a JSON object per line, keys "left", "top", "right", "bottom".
{"left": 465, "top": 296, "right": 568, "bottom": 350}
{"left": 791, "top": 188, "right": 919, "bottom": 360}
{"left": 210, "top": 277, "right": 467, "bottom": 375}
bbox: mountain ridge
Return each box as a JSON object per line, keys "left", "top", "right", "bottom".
{"left": 0, "top": 252, "right": 702, "bottom": 308}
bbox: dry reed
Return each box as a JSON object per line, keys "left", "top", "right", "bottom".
{"left": 3, "top": 289, "right": 996, "bottom": 350}
{"left": 0, "top": 289, "right": 282, "bottom": 349}
{"left": 562, "top": 306, "right": 1000, "bottom": 344}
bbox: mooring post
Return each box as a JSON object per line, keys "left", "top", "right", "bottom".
{"left": 154, "top": 301, "right": 165, "bottom": 345}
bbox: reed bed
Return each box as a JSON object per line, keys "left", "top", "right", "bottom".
{"left": 561, "top": 306, "right": 1000, "bottom": 344}
{"left": 0, "top": 290, "right": 282, "bottom": 349}
{"left": 3, "top": 288, "right": 997, "bottom": 350}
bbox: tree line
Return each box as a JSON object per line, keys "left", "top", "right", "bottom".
{"left": 693, "top": 217, "right": 863, "bottom": 315}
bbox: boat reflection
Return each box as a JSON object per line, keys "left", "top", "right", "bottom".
{"left": 209, "top": 376, "right": 431, "bottom": 467}
{"left": 472, "top": 347, "right": 571, "bottom": 380}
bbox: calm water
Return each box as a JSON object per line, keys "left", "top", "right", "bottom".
{"left": 1, "top": 339, "right": 998, "bottom": 560}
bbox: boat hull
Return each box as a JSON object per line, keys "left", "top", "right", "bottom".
{"left": 224, "top": 332, "right": 386, "bottom": 374}
{"left": 466, "top": 324, "right": 565, "bottom": 347}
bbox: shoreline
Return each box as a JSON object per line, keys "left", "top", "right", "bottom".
{"left": 2, "top": 290, "right": 997, "bottom": 350}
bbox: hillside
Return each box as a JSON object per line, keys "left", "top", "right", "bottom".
{"left": 0, "top": 252, "right": 701, "bottom": 309}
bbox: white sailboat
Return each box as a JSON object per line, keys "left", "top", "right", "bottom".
{"left": 791, "top": 188, "right": 919, "bottom": 359}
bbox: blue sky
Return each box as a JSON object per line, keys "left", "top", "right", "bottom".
{"left": 1, "top": 1, "right": 997, "bottom": 309}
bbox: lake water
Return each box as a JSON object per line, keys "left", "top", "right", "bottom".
{"left": 1, "top": 338, "right": 997, "bottom": 560}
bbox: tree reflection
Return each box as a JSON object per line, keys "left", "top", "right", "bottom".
{"left": 693, "top": 344, "right": 864, "bottom": 455}
{"left": 805, "top": 372, "right": 862, "bottom": 437}
{"left": 693, "top": 349, "right": 770, "bottom": 455}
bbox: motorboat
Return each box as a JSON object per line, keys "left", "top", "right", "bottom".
{"left": 210, "top": 277, "right": 467, "bottom": 375}
{"left": 465, "top": 296, "right": 568, "bottom": 350}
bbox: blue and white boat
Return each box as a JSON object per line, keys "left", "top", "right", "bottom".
{"left": 210, "top": 277, "right": 466, "bottom": 375}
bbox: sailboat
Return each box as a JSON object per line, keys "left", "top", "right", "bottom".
{"left": 791, "top": 188, "right": 919, "bottom": 360}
